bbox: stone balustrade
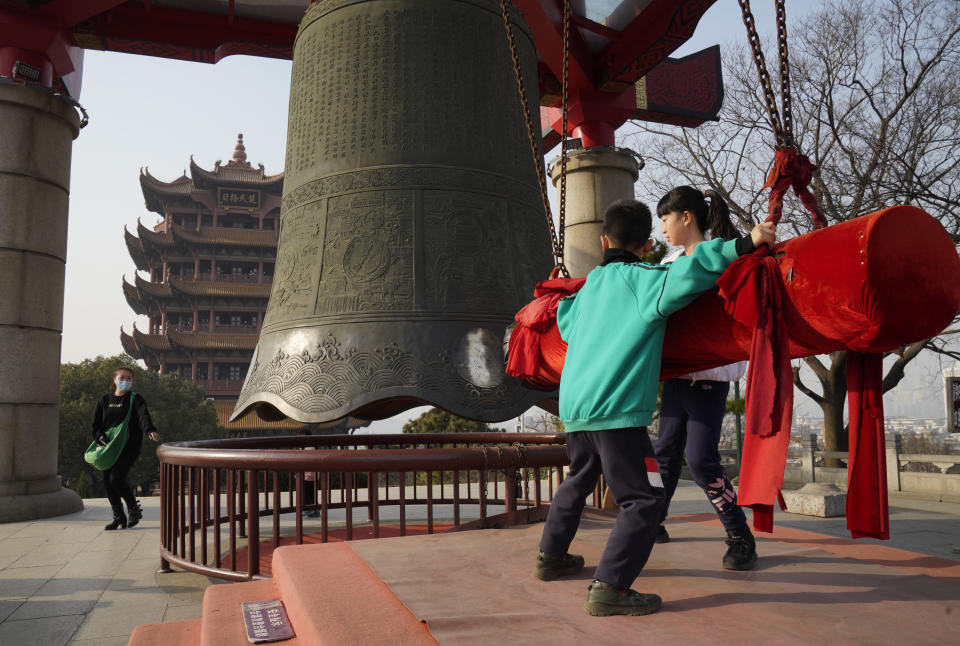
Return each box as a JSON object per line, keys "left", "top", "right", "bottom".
{"left": 771, "top": 432, "right": 960, "bottom": 497}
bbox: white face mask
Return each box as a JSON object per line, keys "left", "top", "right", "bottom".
{"left": 115, "top": 379, "right": 133, "bottom": 393}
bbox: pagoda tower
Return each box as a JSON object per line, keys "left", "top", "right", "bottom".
{"left": 121, "top": 134, "right": 280, "bottom": 402}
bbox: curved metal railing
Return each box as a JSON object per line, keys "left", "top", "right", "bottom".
{"left": 157, "top": 433, "right": 586, "bottom": 581}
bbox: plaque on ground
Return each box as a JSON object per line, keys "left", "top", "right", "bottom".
{"left": 241, "top": 599, "right": 295, "bottom": 643}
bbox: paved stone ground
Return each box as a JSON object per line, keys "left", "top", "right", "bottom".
{"left": 0, "top": 484, "right": 957, "bottom": 646}
{"left": 0, "top": 498, "right": 223, "bottom": 646}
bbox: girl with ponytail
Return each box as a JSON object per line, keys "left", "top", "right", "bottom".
{"left": 653, "top": 186, "right": 758, "bottom": 571}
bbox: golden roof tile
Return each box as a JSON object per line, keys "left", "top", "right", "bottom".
{"left": 167, "top": 331, "right": 259, "bottom": 351}
{"left": 132, "top": 326, "right": 172, "bottom": 351}
{"left": 169, "top": 223, "right": 278, "bottom": 247}
{"left": 168, "top": 277, "right": 271, "bottom": 299}
{"left": 140, "top": 170, "right": 195, "bottom": 215}
{"left": 136, "top": 221, "right": 174, "bottom": 248}
{"left": 134, "top": 274, "right": 174, "bottom": 299}
{"left": 189, "top": 156, "right": 284, "bottom": 190}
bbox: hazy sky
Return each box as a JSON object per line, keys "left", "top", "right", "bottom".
{"left": 59, "top": 0, "right": 955, "bottom": 429}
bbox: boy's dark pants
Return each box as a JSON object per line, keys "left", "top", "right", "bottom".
{"left": 539, "top": 427, "right": 664, "bottom": 590}
{"left": 655, "top": 379, "right": 748, "bottom": 533}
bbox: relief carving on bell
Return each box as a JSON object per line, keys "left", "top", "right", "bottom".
{"left": 232, "top": 0, "right": 554, "bottom": 423}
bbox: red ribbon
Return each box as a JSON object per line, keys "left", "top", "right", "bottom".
{"left": 717, "top": 248, "right": 793, "bottom": 532}
{"left": 764, "top": 147, "right": 828, "bottom": 230}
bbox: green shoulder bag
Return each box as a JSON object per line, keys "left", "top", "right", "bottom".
{"left": 84, "top": 392, "right": 136, "bottom": 471}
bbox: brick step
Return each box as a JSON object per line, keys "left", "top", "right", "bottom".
{"left": 130, "top": 542, "right": 437, "bottom": 645}
{"left": 272, "top": 542, "right": 438, "bottom": 645}
{"left": 127, "top": 618, "right": 201, "bottom": 646}
{"left": 199, "top": 578, "right": 309, "bottom": 646}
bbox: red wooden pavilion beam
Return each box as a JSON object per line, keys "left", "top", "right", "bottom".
{"left": 78, "top": 3, "right": 296, "bottom": 59}
{"left": 34, "top": 0, "right": 127, "bottom": 28}
{"left": 512, "top": 0, "right": 595, "bottom": 97}
{"left": 599, "top": 0, "right": 716, "bottom": 91}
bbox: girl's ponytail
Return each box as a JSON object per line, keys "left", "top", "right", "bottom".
{"left": 702, "top": 189, "right": 739, "bottom": 241}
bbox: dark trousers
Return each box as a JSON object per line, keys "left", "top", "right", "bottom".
{"left": 655, "top": 379, "right": 748, "bottom": 533}
{"left": 539, "top": 428, "right": 664, "bottom": 590}
{"left": 103, "top": 438, "right": 140, "bottom": 511}
{"left": 302, "top": 476, "right": 316, "bottom": 506}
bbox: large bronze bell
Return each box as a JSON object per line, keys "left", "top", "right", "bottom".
{"left": 232, "top": 0, "right": 553, "bottom": 424}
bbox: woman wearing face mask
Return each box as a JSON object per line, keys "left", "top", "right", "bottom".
{"left": 91, "top": 366, "right": 161, "bottom": 530}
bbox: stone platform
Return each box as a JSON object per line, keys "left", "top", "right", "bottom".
{"left": 3, "top": 483, "right": 960, "bottom": 645}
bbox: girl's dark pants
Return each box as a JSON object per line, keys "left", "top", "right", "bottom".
{"left": 539, "top": 427, "right": 663, "bottom": 590}
{"left": 104, "top": 435, "right": 141, "bottom": 511}
{"left": 655, "top": 378, "right": 748, "bottom": 533}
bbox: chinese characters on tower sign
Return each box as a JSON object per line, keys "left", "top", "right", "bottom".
{"left": 218, "top": 187, "right": 261, "bottom": 210}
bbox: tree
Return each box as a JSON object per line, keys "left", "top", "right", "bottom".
{"left": 624, "top": 0, "right": 960, "bottom": 456}
{"left": 59, "top": 354, "right": 221, "bottom": 497}
{"left": 401, "top": 408, "right": 504, "bottom": 434}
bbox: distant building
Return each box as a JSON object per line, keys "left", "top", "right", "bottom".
{"left": 119, "top": 135, "right": 370, "bottom": 436}
{"left": 120, "top": 136, "right": 314, "bottom": 436}
{"left": 121, "top": 134, "right": 279, "bottom": 401}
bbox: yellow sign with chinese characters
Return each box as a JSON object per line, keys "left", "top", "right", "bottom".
{"left": 218, "top": 188, "right": 261, "bottom": 210}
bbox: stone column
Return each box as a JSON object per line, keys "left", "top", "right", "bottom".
{"left": 801, "top": 433, "right": 818, "bottom": 483}
{"left": 0, "top": 83, "right": 83, "bottom": 521}
{"left": 550, "top": 147, "right": 640, "bottom": 278}
{"left": 944, "top": 363, "right": 960, "bottom": 433}
{"left": 885, "top": 433, "right": 902, "bottom": 492}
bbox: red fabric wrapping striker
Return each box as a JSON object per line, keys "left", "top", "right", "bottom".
{"left": 716, "top": 249, "right": 793, "bottom": 532}
{"left": 846, "top": 352, "right": 889, "bottom": 539}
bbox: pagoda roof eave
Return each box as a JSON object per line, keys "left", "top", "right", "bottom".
{"left": 140, "top": 169, "right": 195, "bottom": 214}
{"left": 137, "top": 220, "right": 175, "bottom": 249}
{"left": 169, "top": 277, "right": 272, "bottom": 299}
{"left": 124, "top": 227, "right": 150, "bottom": 271}
{"left": 170, "top": 222, "right": 278, "bottom": 247}
{"left": 168, "top": 331, "right": 260, "bottom": 351}
{"left": 132, "top": 326, "right": 172, "bottom": 352}
{"left": 189, "top": 157, "right": 284, "bottom": 191}
{"left": 134, "top": 274, "right": 175, "bottom": 299}
{"left": 120, "top": 327, "right": 142, "bottom": 359}
{"left": 122, "top": 277, "right": 148, "bottom": 315}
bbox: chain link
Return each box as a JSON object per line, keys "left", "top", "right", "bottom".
{"left": 774, "top": 0, "right": 794, "bottom": 146}
{"left": 499, "top": 0, "right": 569, "bottom": 277}
{"left": 736, "top": 0, "right": 788, "bottom": 147}
{"left": 557, "top": 0, "right": 570, "bottom": 275}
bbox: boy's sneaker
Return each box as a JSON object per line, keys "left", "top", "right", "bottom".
{"left": 654, "top": 524, "right": 670, "bottom": 543}
{"left": 722, "top": 529, "right": 758, "bottom": 570}
{"left": 582, "top": 580, "right": 662, "bottom": 617}
{"left": 533, "top": 551, "right": 585, "bottom": 581}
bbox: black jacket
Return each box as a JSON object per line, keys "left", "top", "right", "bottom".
{"left": 91, "top": 391, "right": 156, "bottom": 454}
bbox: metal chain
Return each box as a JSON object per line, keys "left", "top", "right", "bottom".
{"left": 557, "top": 0, "right": 571, "bottom": 274}
{"left": 774, "top": 0, "right": 794, "bottom": 146}
{"left": 499, "top": 0, "right": 568, "bottom": 277}
{"left": 736, "top": 0, "right": 787, "bottom": 147}
{"left": 0, "top": 76, "right": 89, "bottom": 128}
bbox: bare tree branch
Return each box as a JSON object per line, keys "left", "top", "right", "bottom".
{"left": 620, "top": 0, "right": 960, "bottom": 450}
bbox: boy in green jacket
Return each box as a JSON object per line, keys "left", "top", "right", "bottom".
{"left": 532, "top": 199, "right": 775, "bottom": 616}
